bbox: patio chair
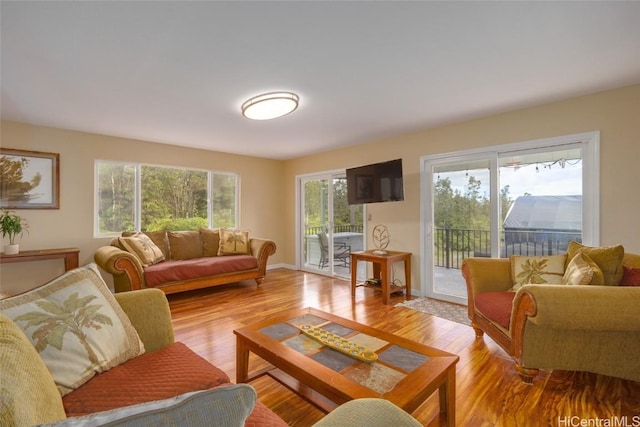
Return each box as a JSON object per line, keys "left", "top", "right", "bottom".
{"left": 318, "top": 231, "right": 351, "bottom": 268}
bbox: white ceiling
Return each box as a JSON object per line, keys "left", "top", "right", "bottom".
{"left": 2, "top": 1, "right": 640, "bottom": 160}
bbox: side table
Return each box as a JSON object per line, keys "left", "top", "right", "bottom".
{"left": 350, "top": 250, "right": 411, "bottom": 304}
{"left": 0, "top": 247, "right": 80, "bottom": 272}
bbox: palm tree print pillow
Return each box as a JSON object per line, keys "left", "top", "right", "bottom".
{"left": 118, "top": 232, "right": 165, "bottom": 267}
{"left": 510, "top": 254, "right": 567, "bottom": 291}
{"left": 0, "top": 263, "right": 144, "bottom": 396}
{"left": 218, "top": 228, "right": 251, "bottom": 256}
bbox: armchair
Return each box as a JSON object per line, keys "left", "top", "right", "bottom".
{"left": 462, "top": 250, "right": 640, "bottom": 383}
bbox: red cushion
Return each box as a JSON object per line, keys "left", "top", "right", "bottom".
{"left": 620, "top": 266, "right": 640, "bottom": 286}
{"left": 63, "top": 342, "right": 286, "bottom": 425}
{"left": 144, "top": 256, "right": 258, "bottom": 287}
{"left": 474, "top": 291, "right": 516, "bottom": 330}
{"left": 63, "top": 342, "right": 230, "bottom": 416}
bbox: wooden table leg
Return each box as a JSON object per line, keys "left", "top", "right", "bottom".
{"left": 350, "top": 255, "right": 358, "bottom": 298}
{"left": 64, "top": 252, "right": 79, "bottom": 271}
{"left": 404, "top": 255, "right": 411, "bottom": 297}
{"left": 236, "top": 336, "right": 250, "bottom": 383}
{"left": 380, "top": 258, "right": 391, "bottom": 305}
{"left": 438, "top": 366, "right": 456, "bottom": 426}
{"left": 372, "top": 262, "right": 381, "bottom": 282}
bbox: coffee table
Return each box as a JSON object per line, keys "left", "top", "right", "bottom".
{"left": 234, "top": 307, "right": 458, "bottom": 426}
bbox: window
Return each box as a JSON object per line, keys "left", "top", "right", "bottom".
{"left": 95, "top": 161, "right": 238, "bottom": 236}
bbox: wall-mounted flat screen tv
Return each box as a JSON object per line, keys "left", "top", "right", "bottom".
{"left": 346, "top": 159, "right": 404, "bottom": 205}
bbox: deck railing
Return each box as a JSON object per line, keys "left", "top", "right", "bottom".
{"left": 305, "top": 225, "right": 364, "bottom": 235}
{"left": 434, "top": 228, "right": 582, "bottom": 269}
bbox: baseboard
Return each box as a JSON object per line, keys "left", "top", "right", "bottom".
{"left": 267, "top": 263, "right": 295, "bottom": 270}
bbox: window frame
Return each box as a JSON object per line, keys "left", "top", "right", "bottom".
{"left": 94, "top": 160, "right": 239, "bottom": 237}
{"left": 420, "top": 131, "right": 600, "bottom": 302}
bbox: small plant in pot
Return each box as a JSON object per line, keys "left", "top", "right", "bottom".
{"left": 0, "top": 210, "right": 28, "bottom": 255}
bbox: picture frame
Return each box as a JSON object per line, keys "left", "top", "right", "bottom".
{"left": 0, "top": 148, "right": 60, "bottom": 209}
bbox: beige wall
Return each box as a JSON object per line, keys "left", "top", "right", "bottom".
{"left": 0, "top": 122, "right": 285, "bottom": 294}
{"left": 283, "top": 84, "right": 640, "bottom": 292}
{"left": 2, "top": 84, "right": 638, "bottom": 295}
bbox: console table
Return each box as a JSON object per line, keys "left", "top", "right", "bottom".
{"left": 350, "top": 250, "right": 411, "bottom": 304}
{"left": 0, "top": 247, "right": 80, "bottom": 272}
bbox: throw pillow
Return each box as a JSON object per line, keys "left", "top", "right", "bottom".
{"left": 167, "top": 230, "right": 203, "bottom": 260}
{"left": 510, "top": 254, "right": 567, "bottom": 291}
{"left": 218, "top": 228, "right": 251, "bottom": 256}
{"left": 567, "top": 241, "right": 625, "bottom": 285}
{"left": 123, "top": 231, "right": 170, "bottom": 260}
{"left": 118, "top": 232, "right": 165, "bottom": 267}
{"left": 581, "top": 252, "right": 605, "bottom": 285}
{"left": 562, "top": 252, "right": 595, "bottom": 286}
{"left": 0, "top": 313, "right": 67, "bottom": 426}
{"left": 0, "top": 264, "right": 145, "bottom": 396}
{"left": 42, "top": 384, "right": 257, "bottom": 427}
{"left": 620, "top": 266, "right": 640, "bottom": 286}
{"left": 200, "top": 227, "right": 221, "bottom": 257}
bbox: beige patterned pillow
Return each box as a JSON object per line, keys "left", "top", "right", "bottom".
{"left": 119, "top": 232, "right": 165, "bottom": 266}
{"left": 562, "top": 252, "right": 595, "bottom": 286}
{"left": 510, "top": 254, "right": 567, "bottom": 291}
{"left": 218, "top": 229, "right": 251, "bottom": 256}
{"left": 0, "top": 264, "right": 145, "bottom": 396}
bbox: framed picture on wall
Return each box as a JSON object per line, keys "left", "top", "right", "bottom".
{"left": 0, "top": 148, "right": 60, "bottom": 209}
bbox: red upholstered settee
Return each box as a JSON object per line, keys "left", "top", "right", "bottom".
{"left": 94, "top": 228, "right": 276, "bottom": 294}
{"left": 2, "top": 282, "right": 423, "bottom": 426}
{"left": 64, "top": 288, "right": 286, "bottom": 426}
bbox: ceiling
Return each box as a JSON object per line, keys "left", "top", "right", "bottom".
{"left": 2, "top": 1, "right": 640, "bottom": 161}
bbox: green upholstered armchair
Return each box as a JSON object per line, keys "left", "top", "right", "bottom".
{"left": 462, "top": 250, "right": 640, "bottom": 383}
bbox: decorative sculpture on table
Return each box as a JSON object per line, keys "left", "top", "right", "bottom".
{"left": 372, "top": 224, "right": 390, "bottom": 255}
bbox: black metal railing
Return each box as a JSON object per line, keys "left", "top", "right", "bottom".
{"left": 305, "top": 224, "right": 364, "bottom": 235}
{"left": 434, "top": 227, "right": 582, "bottom": 269}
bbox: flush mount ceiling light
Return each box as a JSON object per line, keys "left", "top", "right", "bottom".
{"left": 241, "top": 91, "right": 299, "bottom": 120}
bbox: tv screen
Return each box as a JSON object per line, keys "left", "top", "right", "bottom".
{"left": 346, "top": 159, "right": 404, "bottom": 205}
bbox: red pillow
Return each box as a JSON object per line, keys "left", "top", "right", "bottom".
{"left": 620, "top": 266, "right": 640, "bottom": 286}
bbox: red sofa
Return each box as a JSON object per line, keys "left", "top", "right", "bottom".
{"left": 95, "top": 228, "right": 276, "bottom": 294}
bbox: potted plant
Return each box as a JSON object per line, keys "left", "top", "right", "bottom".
{"left": 0, "top": 210, "right": 28, "bottom": 255}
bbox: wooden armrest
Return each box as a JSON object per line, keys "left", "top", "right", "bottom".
{"left": 249, "top": 238, "right": 277, "bottom": 275}
{"left": 94, "top": 245, "right": 145, "bottom": 292}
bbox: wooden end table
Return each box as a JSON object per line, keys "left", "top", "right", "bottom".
{"left": 0, "top": 247, "right": 79, "bottom": 271}
{"left": 350, "top": 250, "right": 411, "bottom": 304}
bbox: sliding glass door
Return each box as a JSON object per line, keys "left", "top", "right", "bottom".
{"left": 430, "top": 157, "right": 494, "bottom": 303}
{"left": 422, "top": 132, "right": 599, "bottom": 305}
{"left": 299, "top": 173, "right": 364, "bottom": 279}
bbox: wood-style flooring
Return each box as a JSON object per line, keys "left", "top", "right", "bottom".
{"left": 167, "top": 268, "right": 640, "bottom": 427}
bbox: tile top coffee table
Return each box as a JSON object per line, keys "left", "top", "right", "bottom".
{"left": 234, "top": 307, "right": 459, "bottom": 426}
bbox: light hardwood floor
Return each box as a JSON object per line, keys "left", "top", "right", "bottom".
{"left": 167, "top": 268, "right": 640, "bottom": 427}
